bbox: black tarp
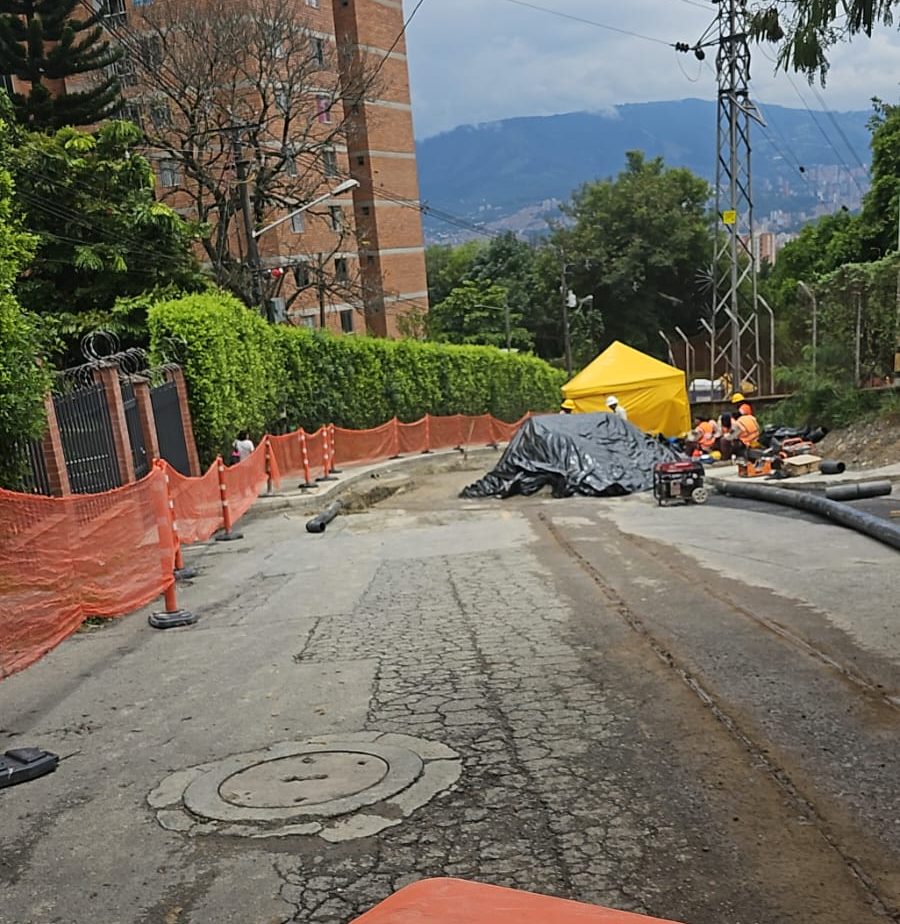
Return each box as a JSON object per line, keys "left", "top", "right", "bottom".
{"left": 461, "top": 413, "right": 683, "bottom": 499}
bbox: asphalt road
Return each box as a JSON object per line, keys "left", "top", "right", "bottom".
{"left": 0, "top": 465, "right": 897, "bottom": 924}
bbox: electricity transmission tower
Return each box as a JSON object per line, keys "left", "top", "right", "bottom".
{"left": 709, "top": 0, "right": 767, "bottom": 394}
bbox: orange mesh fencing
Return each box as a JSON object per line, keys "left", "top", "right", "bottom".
{"left": 0, "top": 470, "right": 175, "bottom": 678}
{"left": 332, "top": 420, "right": 398, "bottom": 466}
{"left": 428, "top": 414, "right": 466, "bottom": 451}
{"left": 0, "top": 414, "right": 527, "bottom": 678}
{"left": 165, "top": 460, "right": 222, "bottom": 545}
{"left": 221, "top": 441, "right": 271, "bottom": 525}
{"left": 397, "top": 418, "right": 427, "bottom": 454}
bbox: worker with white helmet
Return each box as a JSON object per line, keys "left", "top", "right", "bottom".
{"left": 606, "top": 395, "right": 628, "bottom": 421}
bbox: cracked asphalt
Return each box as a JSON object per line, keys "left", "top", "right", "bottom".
{"left": 0, "top": 463, "right": 897, "bottom": 924}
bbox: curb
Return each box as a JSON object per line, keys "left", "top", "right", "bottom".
{"left": 241, "top": 445, "right": 504, "bottom": 523}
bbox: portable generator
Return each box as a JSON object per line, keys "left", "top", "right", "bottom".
{"left": 653, "top": 460, "right": 709, "bottom": 506}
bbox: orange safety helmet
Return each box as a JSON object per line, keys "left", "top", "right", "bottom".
{"left": 738, "top": 403, "right": 752, "bottom": 416}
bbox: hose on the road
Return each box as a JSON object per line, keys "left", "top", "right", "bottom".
{"left": 306, "top": 500, "right": 343, "bottom": 534}
{"left": 718, "top": 480, "right": 900, "bottom": 552}
{"left": 824, "top": 480, "right": 892, "bottom": 501}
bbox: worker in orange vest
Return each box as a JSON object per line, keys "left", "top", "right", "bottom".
{"left": 723, "top": 404, "right": 760, "bottom": 459}
{"left": 684, "top": 416, "right": 720, "bottom": 456}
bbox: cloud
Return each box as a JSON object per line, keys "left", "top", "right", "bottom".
{"left": 405, "top": 0, "right": 900, "bottom": 138}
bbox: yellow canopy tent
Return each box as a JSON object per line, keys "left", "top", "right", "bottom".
{"left": 561, "top": 341, "right": 691, "bottom": 436}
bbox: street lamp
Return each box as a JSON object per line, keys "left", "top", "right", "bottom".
{"left": 798, "top": 281, "right": 817, "bottom": 384}
{"left": 251, "top": 178, "right": 360, "bottom": 239}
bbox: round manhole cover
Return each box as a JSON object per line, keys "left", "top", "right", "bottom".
{"left": 220, "top": 751, "right": 389, "bottom": 809}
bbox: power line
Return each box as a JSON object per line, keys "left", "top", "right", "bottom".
{"left": 496, "top": 0, "right": 677, "bottom": 47}
{"left": 809, "top": 83, "right": 869, "bottom": 174}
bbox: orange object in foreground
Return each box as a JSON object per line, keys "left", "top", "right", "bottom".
{"left": 351, "top": 879, "right": 684, "bottom": 924}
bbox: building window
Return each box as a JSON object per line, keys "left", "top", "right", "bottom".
{"left": 298, "top": 315, "right": 316, "bottom": 329}
{"left": 367, "top": 254, "right": 375, "bottom": 265}
{"left": 315, "top": 95, "right": 332, "bottom": 124}
{"left": 334, "top": 257, "right": 348, "bottom": 281}
{"left": 284, "top": 153, "right": 298, "bottom": 177}
{"left": 0, "top": 74, "right": 14, "bottom": 96}
{"left": 275, "top": 87, "right": 289, "bottom": 114}
{"left": 149, "top": 103, "right": 171, "bottom": 128}
{"left": 293, "top": 263, "right": 311, "bottom": 287}
{"left": 137, "top": 35, "right": 163, "bottom": 70}
{"left": 99, "top": 0, "right": 127, "bottom": 25}
{"left": 158, "top": 159, "right": 181, "bottom": 187}
{"left": 340, "top": 309, "right": 354, "bottom": 333}
{"left": 306, "top": 0, "right": 319, "bottom": 7}
{"left": 313, "top": 37, "right": 325, "bottom": 67}
{"left": 323, "top": 148, "right": 338, "bottom": 177}
{"left": 289, "top": 211, "right": 305, "bottom": 233}
{"left": 329, "top": 206, "right": 342, "bottom": 231}
{"left": 121, "top": 100, "right": 144, "bottom": 127}
{"left": 356, "top": 155, "right": 365, "bottom": 166}
{"left": 361, "top": 205, "right": 370, "bottom": 216}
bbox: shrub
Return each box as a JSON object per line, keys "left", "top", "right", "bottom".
{"left": 148, "top": 290, "right": 566, "bottom": 461}
{"left": 0, "top": 298, "right": 51, "bottom": 487}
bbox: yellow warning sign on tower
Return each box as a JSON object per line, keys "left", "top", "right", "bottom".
{"left": 722, "top": 210, "right": 737, "bottom": 225}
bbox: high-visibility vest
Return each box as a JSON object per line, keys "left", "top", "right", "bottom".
{"left": 697, "top": 420, "right": 717, "bottom": 449}
{"left": 736, "top": 414, "right": 760, "bottom": 446}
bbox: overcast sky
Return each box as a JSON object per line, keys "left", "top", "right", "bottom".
{"left": 404, "top": 0, "right": 900, "bottom": 138}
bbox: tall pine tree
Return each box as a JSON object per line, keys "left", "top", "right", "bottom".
{"left": 0, "top": 0, "right": 122, "bottom": 130}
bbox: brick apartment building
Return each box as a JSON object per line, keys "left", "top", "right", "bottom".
{"left": 6, "top": 0, "right": 429, "bottom": 337}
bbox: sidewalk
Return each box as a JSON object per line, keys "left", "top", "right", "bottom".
{"left": 705, "top": 461, "right": 900, "bottom": 493}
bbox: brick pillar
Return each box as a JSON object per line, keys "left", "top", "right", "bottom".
{"left": 167, "top": 367, "right": 202, "bottom": 477}
{"left": 132, "top": 377, "right": 160, "bottom": 463}
{"left": 40, "top": 393, "right": 70, "bottom": 496}
{"left": 95, "top": 365, "right": 135, "bottom": 486}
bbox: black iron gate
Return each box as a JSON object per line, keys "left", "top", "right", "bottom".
{"left": 121, "top": 380, "right": 149, "bottom": 479}
{"left": 54, "top": 383, "right": 121, "bottom": 494}
{"left": 12, "top": 438, "right": 51, "bottom": 495}
{"left": 151, "top": 379, "right": 191, "bottom": 476}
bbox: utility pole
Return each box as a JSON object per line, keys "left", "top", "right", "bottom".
{"left": 711, "top": 0, "right": 764, "bottom": 395}
{"left": 504, "top": 298, "right": 511, "bottom": 352}
{"left": 561, "top": 261, "right": 573, "bottom": 377}
{"left": 229, "top": 126, "right": 266, "bottom": 319}
{"left": 798, "top": 281, "right": 817, "bottom": 384}
{"left": 317, "top": 253, "right": 327, "bottom": 329}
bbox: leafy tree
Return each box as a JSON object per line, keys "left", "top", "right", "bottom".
{"left": 124, "top": 0, "right": 379, "bottom": 313}
{"left": 556, "top": 151, "right": 712, "bottom": 357}
{"left": 750, "top": 2, "right": 897, "bottom": 79}
{"left": 0, "top": 0, "right": 121, "bottom": 130}
{"left": 0, "top": 121, "right": 49, "bottom": 487}
{"left": 428, "top": 280, "right": 533, "bottom": 351}
{"left": 425, "top": 240, "right": 486, "bottom": 307}
{"left": 6, "top": 118, "right": 205, "bottom": 355}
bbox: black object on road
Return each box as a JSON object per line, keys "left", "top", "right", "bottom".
{"left": 0, "top": 748, "right": 59, "bottom": 789}
{"left": 149, "top": 609, "right": 199, "bottom": 629}
{"left": 306, "top": 500, "right": 343, "bottom": 533}
{"left": 461, "top": 413, "right": 682, "bottom": 499}
{"left": 719, "top": 480, "right": 900, "bottom": 551}
{"left": 818, "top": 460, "right": 846, "bottom": 475}
{"left": 825, "top": 480, "right": 892, "bottom": 502}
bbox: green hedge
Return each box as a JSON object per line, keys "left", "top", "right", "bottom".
{"left": 148, "top": 290, "right": 566, "bottom": 461}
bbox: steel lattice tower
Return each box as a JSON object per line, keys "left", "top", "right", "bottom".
{"left": 711, "top": 0, "right": 765, "bottom": 393}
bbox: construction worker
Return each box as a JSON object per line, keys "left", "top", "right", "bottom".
{"left": 560, "top": 399, "right": 575, "bottom": 414}
{"left": 722, "top": 404, "right": 760, "bottom": 459}
{"left": 685, "top": 416, "right": 720, "bottom": 456}
{"left": 606, "top": 395, "right": 628, "bottom": 421}
{"left": 731, "top": 392, "right": 753, "bottom": 416}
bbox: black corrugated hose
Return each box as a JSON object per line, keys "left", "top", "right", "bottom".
{"left": 718, "top": 481, "right": 900, "bottom": 552}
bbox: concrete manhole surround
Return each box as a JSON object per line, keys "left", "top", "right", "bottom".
{"left": 149, "top": 732, "right": 462, "bottom": 842}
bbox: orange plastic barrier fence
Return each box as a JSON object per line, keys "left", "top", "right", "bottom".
{"left": 352, "top": 879, "right": 684, "bottom": 924}
{"left": 0, "top": 470, "right": 176, "bottom": 678}
{"left": 0, "top": 415, "right": 527, "bottom": 678}
{"left": 167, "top": 460, "right": 222, "bottom": 545}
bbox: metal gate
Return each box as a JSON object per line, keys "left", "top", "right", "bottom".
{"left": 121, "top": 380, "right": 149, "bottom": 479}
{"left": 12, "top": 438, "right": 51, "bottom": 495}
{"left": 54, "top": 383, "right": 121, "bottom": 494}
{"left": 151, "top": 379, "right": 191, "bottom": 475}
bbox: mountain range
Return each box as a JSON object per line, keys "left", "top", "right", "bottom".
{"left": 414, "top": 98, "right": 873, "bottom": 243}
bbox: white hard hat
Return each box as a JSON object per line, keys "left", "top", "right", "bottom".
{"left": 606, "top": 395, "right": 618, "bottom": 408}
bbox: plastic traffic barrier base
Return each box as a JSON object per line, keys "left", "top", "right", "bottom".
{"left": 0, "top": 748, "right": 59, "bottom": 789}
